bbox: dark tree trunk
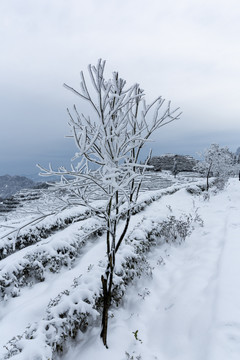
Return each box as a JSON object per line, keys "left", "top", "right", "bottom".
{"left": 100, "top": 260, "right": 114, "bottom": 348}
{"left": 206, "top": 174, "right": 209, "bottom": 191}
{"left": 206, "top": 163, "right": 212, "bottom": 191}
{"left": 100, "top": 275, "right": 109, "bottom": 347}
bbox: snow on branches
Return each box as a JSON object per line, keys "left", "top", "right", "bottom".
{"left": 37, "top": 59, "right": 181, "bottom": 347}
{"left": 38, "top": 59, "right": 181, "bottom": 218}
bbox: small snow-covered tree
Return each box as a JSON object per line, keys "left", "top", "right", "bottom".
{"left": 194, "top": 144, "right": 234, "bottom": 191}
{"left": 38, "top": 59, "right": 181, "bottom": 347}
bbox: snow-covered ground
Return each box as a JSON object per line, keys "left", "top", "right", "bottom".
{"left": 59, "top": 178, "right": 240, "bottom": 360}
{"left": 1, "top": 176, "right": 240, "bottom": 359}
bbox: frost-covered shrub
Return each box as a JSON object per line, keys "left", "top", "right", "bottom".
{"left": 212, "top": 177, "right": 228, "bottom": 191}
{"left": 162, "top": 215, "right": 189, "bottom": 243}
{"left": 186, "top": 184, "right": 205, "bottom": 195}
{"left": 159, "top": 215, "right": 191, "bottom": 244}
{"left": 159, "top": 210, "right": 203, "bottom": 244}
{"left": 185, "top": 179, "right": 217, "bottom": 195}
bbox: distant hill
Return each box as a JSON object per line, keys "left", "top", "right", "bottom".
{"left": 0, "top": 175, "right": 37, "bottom": 199}
{"left": 147, "top": 154, "right": 197, "bottom": 172}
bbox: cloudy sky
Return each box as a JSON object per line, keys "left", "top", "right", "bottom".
{"left": 1, "top": 0, "right": 240, "bottom": 176}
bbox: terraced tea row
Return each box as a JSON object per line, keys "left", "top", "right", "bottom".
{"left": 0, "top": 205, "right": 91, "bottom": 260}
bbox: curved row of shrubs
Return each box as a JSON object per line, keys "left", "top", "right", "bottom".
{"left": 0, "top": 217, "right": 103, "bottom": 300}
{"left": 0, "top": 205, "right": 91, "bottom": 260}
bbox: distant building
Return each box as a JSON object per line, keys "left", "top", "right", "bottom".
{"left": 147, "top": 154, "right": 197, "bottom": 172}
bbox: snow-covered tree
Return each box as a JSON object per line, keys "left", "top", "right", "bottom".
{"left": 194, "top": 144, "right": 234, "bottom": 191}
{"left": 38, "top": 59, "right": 181, "bottom": 347}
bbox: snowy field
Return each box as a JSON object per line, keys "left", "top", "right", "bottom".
{"left": 0, "top": 174, "right": 239, "bottom": 359}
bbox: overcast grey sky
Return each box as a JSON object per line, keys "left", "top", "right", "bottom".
{"left": 1, "top": 0, "right": 240, "bottom": 176}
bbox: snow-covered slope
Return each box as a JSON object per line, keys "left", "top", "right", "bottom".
{"left": 1, "top": 174, "right": 239, "bottom": 360}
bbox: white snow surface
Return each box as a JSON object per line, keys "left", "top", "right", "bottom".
{"left": 1, "top": 177, "right": 240, "bottom": 359}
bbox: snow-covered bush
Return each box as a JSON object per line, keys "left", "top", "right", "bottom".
{"left": 212, "top": 176, "right": 229, "bottom": 191}
{"left": 158, "top": 211, "right": 203, "bottom": 244}
{"left": 185, "top": 183, "right": 206, "bottom": 195}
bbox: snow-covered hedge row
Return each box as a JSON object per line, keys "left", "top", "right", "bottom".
{"left": 3, "top": 208, "right": 203, "bottom": 359}
{"left": 0, "top": 206, "right": 91, "bottom": 260}
{"left": 0, "top": 217, "right": 103, "bottom": 300}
